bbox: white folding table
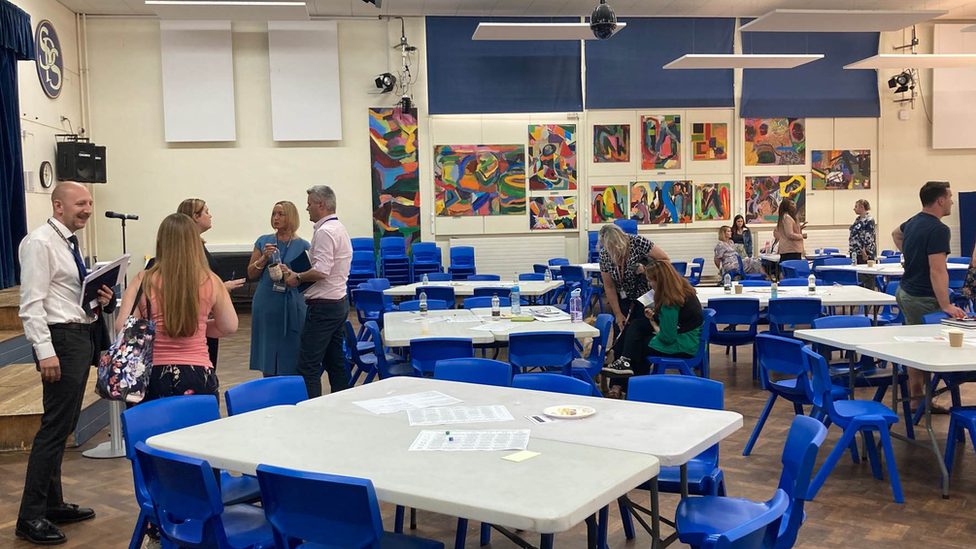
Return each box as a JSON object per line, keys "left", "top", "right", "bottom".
{"left": 816, "top": 263, "right": 967, "bottom": 276}
{"left": 695, "top": 285, "right": 895, "bottom": 320}
{"left": 384, "top": 280, "right": 564, "bottom": 298}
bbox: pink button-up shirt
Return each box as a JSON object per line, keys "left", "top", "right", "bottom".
{"left": 305, "top": 214, "right": 352, "bottom": 301}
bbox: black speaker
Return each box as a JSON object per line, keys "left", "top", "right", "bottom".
{"left": 92, "top": 146, "right": 106, "bottom": 183}
{"left": 56, "top": 141, "right": 96, "bottom": 183}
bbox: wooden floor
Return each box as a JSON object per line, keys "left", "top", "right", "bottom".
{"left": 1, "top": 313, "right": 975, "bottom": 549}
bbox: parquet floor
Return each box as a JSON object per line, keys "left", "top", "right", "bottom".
{"left": 2, "top": 313, "right": 974, "bottom": 549}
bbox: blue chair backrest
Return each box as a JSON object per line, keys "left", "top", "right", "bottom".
{"left": 588, "top": 231, "right": 600, "bottom": 252}
{"left": 811, "top": 315, "right": 870, "bottom": 357}
{"left": 474, "top": 286, "right": 512, "bottom": 298}
{"left": 688, "top": 259, "right": 704, "bottom": 285}
{"left": 380, "top": 236, "right": 406, "bottom": 258}
{"left": 351, "top": 238, "right": 374, "bottom": 252}
{"left": 398, "top": 299, "right": 449, "bottom": 312}
{"left": 350, "top": 251, "right": 376, "bottom": 273}
{"left": 512, "top": 373, "right": 591, "bottom": 396}
{"left": 509, "top": 332, "right": 575, "bottom": 370}
{"left": 225, "top": 377, "right": 308, "bottom": 416}
{"left": 948, "top": 256, "right": 971, "bottom": 264}
{"left": 708, "top": 298, "right": 761, "bottom": 329}
{"left": 410, "top": 338, "right": 474, "bottom": 375}
{"left": 463, "top": 296, "right": 511, "bottom": 309}
{"left": 767, "top": 297, "right": 821, "bottom": 330}
{"left": 779, "top": 278, "right": 821, "bottom": 287}
{"left": 670, "top": 261, "right": 687, "bottom": 277}
{"left": 467, "top": 274, "right": 501, "bottom": 281}
{"left": 700, "top": 490, "right": 789, "bottom": 549}
{"left": 560, "top": 265, "right": 585, "bottom": 283}
{"left": 412, "top": 242, "right": 440, "bottom": 264}
{"left": 780, "top": 260, "right": 810, "bottom": 278}
{"left": 822, "top": 248, "right": 839, "bottom": 254}
{"left": 426, "top": 273, "right": 452, "bottom": 281}
{"left": 519, "top": 273, "right": 544, "bottom": 281}
{"left": 367, "top": 278, "right": 391, "bottom": 291}
{"left": 801, "top": 347, "right": 841, "bottom": 420}
{"left": 628, "top": 375, "right": 723, "bottom": 464}
{"left": 756, "top": 334, "right": 809, "bottom": 378}
{"left": 615, "top": 219, "right": 638, "bottom": 234}
{"left": 134, "top": 442, "right": 228, "bottom": 549}
{"left": 822, "top": 257, "right": 851, "bottom": 266}
{"left": 352, "top": 289, "right": 386, "bottom": 317}
{"left": 363, "top": 322, "right": 399, "bottom": 379}
{"left": 880, "top": 256, "right": 901, "bottom": 264}
{"left": 774, "top": 416, "right": 828, "bottom": 548}
{"left": 344, "top": 321, "right": 370, "bottom": 364}
{"left": 949, "top": 268, "right": 967, "bottom": 288}
{"left": 819, "top": 269, "right": 859, "bottom": 286}
{"left": 255, "top": 464, "right": 385, "bottom": 549}
{"left": 923, "top": 311, "right": 950, "bottom": 325}
{"left": 451, "top": 246, "right": 475, "bottom": 267}
{"left": 589, "top": 314, "right": 613, "bottom": 362}
{"left": 533, "top": 264, "right": 550, "bottom": 274}
{"left": 548, "top": 258, "right": 570, "bottom": 267}
{"left": 416, "top": 286, "right": 455, "bottom": 305}
{"left": 738, "top": 280, "right": 770, "bottom": 287}
{"left": 434, "top": 358, "right": 512, "bottom": 387}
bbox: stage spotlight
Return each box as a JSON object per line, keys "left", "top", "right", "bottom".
{"left": 887, "top": 71, "right": 913, "bottom": 94}
{"left": 375, "top": 72, "right": 396, "bottom": 93}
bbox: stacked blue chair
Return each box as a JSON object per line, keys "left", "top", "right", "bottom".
{"left": 411, "top": 242, "right": 443, "bottom": 282}
{"left": 254, "top": 465, "right": 444, "bottom": 549}
{"left": 347, "top": 250, "right": 377, "bottom": 293}
{"left": 687, "top": 258, "right": 705, "bottom": 286}
{"left": 225, "top": 377, "right": 308, "bottom": 416}
{"left": 615, "top": 218, "right": 638, "bottom": 235}
{"left": 134, "top": 442, "right": 274, "bottom": 549}
{"left": 676, "top": 416, "right": 826, "bottom": 549}
{"left": 410, "top": 338, "right": 473, "bottom": 376}
{"left": 448, "top": 246, "right": 476, "bottom": 279}
{"left": 570, "top": 314, "right": 612, "bottom": 396}
{"left": 743, "top": 334, "right": 847, "bottom": 456}
{"left": 945, "top": 407, "right": 976, "bottom": 477}
{"left": 512, "top": 373, "right": 592, "bottom": 396}
{"left": 803, "top": 347, "right": 904, "bottom": 502}
{"left": 351, "top": 237, "right": 374, "bottom": 253}
{"left": 779, "top": 260, "right": 810, "bottom": 279}
{"left": 767, "top": 297, "right": 821, "bottom": 338}
{"left": 588, "top": 231, "right": 600, "bottom": 262}
{"left": 363, "top": 321, "right": 415, "bottom": 379}
{"left": 379, "top": 237, "right": 411, "bottom": 286}
{"left": 434, "top": 358, "right": 512, "bottom": 387}
{"left": 648, "top": 309, "right": 715, "bottom": 378}
{"left": 708, "top": 298, "right": 761, "bottom": 378}
{"left": 509, "top": 332, "right": 575, "bottom": 375}
{"left": 416, "top": 286, "right": 455, "bottom": 308}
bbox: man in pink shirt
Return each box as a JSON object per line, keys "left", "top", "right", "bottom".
{"left": 285, "top": 185, "right": 352, "bottom": 397}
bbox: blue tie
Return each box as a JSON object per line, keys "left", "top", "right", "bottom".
{"left": 67, "top": 235, "right": 88, "bottom": 283}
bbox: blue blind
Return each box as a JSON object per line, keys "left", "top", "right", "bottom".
{"left": 740, "top": 31, "right": 880, "bottom": 118}
{"left": 585, "top": 18, "right": 735, "bottom": 109}
{"left": 425, "top": 17, "right": 583, "bottom": 114}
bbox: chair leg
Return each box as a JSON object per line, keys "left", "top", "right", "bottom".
{"left": 810, "top": 428, "right": 857, "bottom": 498}
{"left": 394, "top": 505, "right": 405, "bottom": 534}
{"left": 848, "top": 436, "right": 861, "bottom": 464}
{"left": 743, "top": 393, "right": 778, "bottom": 456}
{"left": 877, "top": 426, "right": 905, "bottom": 503}
{"left": 455, "top": 518, "right": 468, "bottom": 549}
{"left": 127, "top": 511, "right": 151, "bottom": 549}
{"left": 792, "top": 402, "right": 804, "bottom": 416}
{"left": 752, "top": 346, "right": 758, "bottom": 381}
{"left": 541, "top": 534, "right": 554, "bottom": 549}
{"left": 731, "top": 345, "right": 737, "bottom": 362}
{"left": 863, "top": 430, "right": 882, "bottom": 480}
{"left": 480, "top": 523, "right": 492, "bottom": 546}
{"left": 944, "top": 416, "right": 959, "bottom": 476}
{"left": 617, "top": 497, "right": 635, "bottom": 540}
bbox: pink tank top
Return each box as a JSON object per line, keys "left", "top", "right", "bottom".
{"left": 139, "top": 277, "right": 215, "bottom": 368}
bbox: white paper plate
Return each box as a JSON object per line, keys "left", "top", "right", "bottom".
{"left": 543, "top": 405, "right": 596, "bottom": 420}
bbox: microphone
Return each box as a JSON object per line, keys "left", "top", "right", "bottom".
{"left": 105, "top": 211, "right": 139, "bottom": 220}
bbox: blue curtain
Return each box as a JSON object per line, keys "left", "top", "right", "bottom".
{"left": 585, "top": 18, "right": 735, "bottom": 109}
{"left": 425, "top": 16, "right": 583, "bottom": 114}
{"left": 740, "top": 30, "right": 880, "bottom": 118}
{"left": 0, "top": 0, "right": 32, "bottom": 289}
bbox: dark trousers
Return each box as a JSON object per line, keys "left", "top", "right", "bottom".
{"left": 612, "top": 298, "right": 654, "bottom": 364}
{"left": 19, "top": 324, "right": 96, "bottom": 520}
{"left": 206, "top": 337, "right": 219, "bottom": 371}
{"left": 296, "top": 298, "right": 350, "bottom": 398}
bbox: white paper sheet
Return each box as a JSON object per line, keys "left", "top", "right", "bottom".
{"left": 353, "top": 391, "right": 462, "bottom": 415}
{"left": 407, "top": 405, "right": 514, "bottom": 426}
{"left": 408, "top": 429, "right": 531, "bottom": 452}
{"left": 445, "top": 317, "right": 484, "bottom": 323}
{"left": 404, "top": 316, "right": 446, "bottom": 325}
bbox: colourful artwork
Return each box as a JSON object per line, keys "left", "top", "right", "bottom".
{"left": 641, "top": 115, "right": 681, "bottom": 170}
{"left": 591, "top": 185, "right": 628, "bottom": 223}
{"left": 593, "top": 124, "right": 630, "bottom": 163}
{"left": 744, "top": 175, "right": 807, "bottom": 224}
{"left": 630, "top": 180, "right": 693, "bottom": 225}
{"left": 744, "top": 118, "right": 805, "bottom": 166}
{"left": 369, "top": 107, "right": 420, "bottom": 251}
{"left": 530, "top": 196, "right": 577, "bottom": 230}
{"left": 691, "top": 123, "right": 728, "bottom": 161}
{"left": 812, "top": 150, "right": 871, "bottom": 190}
{"left": 434, "top": 144, "right": 526, "bottom": 216}
{"left": 695, "top": 183, "right": 731, "bottom": 221}
{"left": 528, "top": 124, "right": 577, "bottom": 190}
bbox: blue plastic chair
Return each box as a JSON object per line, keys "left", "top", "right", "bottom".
{"left": 351, "top": 237, "right": 374, "bottom": 253}
{"left": 363, "top": 321, "right": 415, "bottom": 379}
{"left": 512, "top": 373, "right": 592, "bottom": 396}
{"left": 449, "top": 247, "right": 476, "bottom": 278}
{"left": 366, "top": 278, "right": 399, "bottom": 311}
{"left": 875, "top": 282, "right": 905, "bottom": 325}
{"left": 255, "top": 464, "right": 443, "bottom": 549}
{"left": 687, "top": 259, "right": 705, "bottom": 286}
{"left": 533, "top": 264, "right": 550, "bottom": 275}
{"left": 648, "top": 309, "right": 715, "bottom": 378}
{"left": 225, "top": 377, "right": 308, "bottom": 416}
{"left": 424, "top": 273, "right": 452, "bottom": 282}
{"left": 823, "top": 248, "right": 840, "bottom": 254}
{"left": 738, "top": 280, "right": 770, "bottom": 287}
{"left": 588, "top": 231, "right": 600, "bottom": 262}
{"left": 803, "top": 347, "right": 904, "bottom": 502}
{"left": 463, "top": 296, "right": 511, "bottom": 309}
{"left": 676, "top": 416, "right": 827, "bottom": 549}
{"left": 433, "top": 358, "right": 512, "bottom": 387}
{"left": 120, "top": 396, "right": 258, "bottom": 549}
{"left": 779, "top": 278, "right": 821, "bottom": 287}
{"left": 346, "top": 321, "right": 381, "bottom": 385}
{"left": 821, "top": 257, "right": 851, "bottom": 266}
{"left": 743, "top": 334, "right": 847, "bottom": 456}
{"left": 548, "top": 258, "right": 570, "bottom": 267}
{"left": 519, "top": 273, "right": 544, "bottom": 281}
{"left": 353, "top": 289, "right": 387, "bottom": 330}
{"left": 948, "top": 256, "right": 971, "bottom": 264}
{"left": 467, "top": 274, "right": 501, "bottom": 281}
{"left": 949, "top": 267, "right": 967, "bottom": 290}
{"left": 350, "top": 251, "right": 377, "bottom": 277}
{"left": 691, "top": 490, "right": 789, "bottom": 549}
{"left": 397, "top": 299, "right": 449, "bottom": 312}
{"left": 736, "top": 254, "right": 765, "bottom": 281}
{"left": 671, "top": 261, "right": 688, "bottom": 277}
{"left": 615, "top": 218, "right": 638, "bottom": 235}
{"left": 380, "top": 236, "right": 407, "bottom": 258}
{"left": 570, "top": 313, "right": 612, "bottom": 396}
{"left": 779, "top": 260, "right": 810, "bottom": 279}
{"left": 410, "top": 338, "right": 474, "bottom": 376}
{"left": 767, "top": 297, "right": 821, "bottom": 338}
{"left": 473, "top": 286, "right": 512, "bottom": 298}
{"left": 416, "top": 286, "right": 455, "bottom": 307}
{"left": 509, "top": 332, "right": 576, "bottom": 374}
{"left": 819, "top": 269, "right": 859, "bottom": 286}
{"left": 134, "top": 442, "right": 274, "bottom": 549}
{"left": 412, "top": 242, "right": 443, "bottom": 281}
{"left": 708, "top": 298, "right": 761, "bottom": 378}
{"left": 879, "top": 256, "right": 901, "bottom": 264}
{"left": 945, "top": 407, "right": 976, "bottom": 477}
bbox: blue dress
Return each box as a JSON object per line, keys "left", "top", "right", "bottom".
{"left": 249, "top": 234, "right": 311, "bottom": 376}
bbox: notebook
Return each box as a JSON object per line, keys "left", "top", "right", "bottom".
{"left": 288, "top": 250, "right": 315, "bottom": 293}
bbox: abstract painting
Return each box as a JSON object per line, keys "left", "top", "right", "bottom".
{"left": 593, "top": 124, "right": 630, "bottom": 163}
{"left": 744, "top": 118, "right": 805, "bottom": 166}
{"left": 812, "top": 150, "right": 871, "bottom": 190}
{"left": 434, "top": 144, "right": 526, "bottom": 216}
{"left": 695, "top": 183, "right": 731, "bottom": 221}
{"left": 591, "top": 185, "right": 628, "bottom": 223}
{"left": 641, "top": 115, "right": 681, "bottom": 170}
{"left": 530, "top": 196, "right": 577, "bottom": 230}
{"left": 691, "top": 123, "right": 728, "bottom": 161}
{"left": 630, "top": 180, "right": 693, "bottom": 225}
{"left": 528, "top": 124, "right": 577, "bottom": 190}
{"left": 744, "top": 175, "right": 807, "bottom": 224}
{"left": 369, "top": 107, "right": 420, "bottom": 251}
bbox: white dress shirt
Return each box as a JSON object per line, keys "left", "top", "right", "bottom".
{"left": 305, "top": 214, "right": 352, "bottom": 301}
{"left": 19, "top": 218, "right": 90, "bottom": 360}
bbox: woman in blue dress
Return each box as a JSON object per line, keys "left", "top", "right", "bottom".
{"left": 246, "top": 201, "right": 311, "bottom": 376}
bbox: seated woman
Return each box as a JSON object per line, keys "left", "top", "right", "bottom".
{"left": 602, "top": 260, "right": 703, "bottom": 397}
{"left": 714, "top": 225, "right": 764, "bottom": 279}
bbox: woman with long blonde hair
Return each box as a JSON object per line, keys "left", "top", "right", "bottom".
{"left": 247, "top": 201, "right": 311, "bottom": 376}
{"left": 116, "top": 213, "right": 238, "bottom": 399}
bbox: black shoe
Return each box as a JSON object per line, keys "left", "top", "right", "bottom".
{"left": 601, "top": 357, "right": 634, "bottom": 377}
{"left": 15, "top": 518, "right": 66, "bottom": 545}
{"left": 45, "top": 503, "right": 95, "bottom": 524}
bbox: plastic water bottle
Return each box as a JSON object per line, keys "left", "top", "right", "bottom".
{"left": 422, "top": 273, "right": 429, "bottom": 285}
{"left": 771, "top": 281, "right": 779, "bottom": 299}
{"left": 808, "top": 273, "right": 817, "bottom": 295}
{"left": 511, "top": 286, "right": 521, "bottom": 316}
{"left": 491, "top": 294, "right": 501, "bottom": 318}
{"left": 723, "top": 273, "right": 732, "bottom": 294}
{"left": 570, "top": 288, "right": 583, "bottom": 323}
{"left": 544, "top": 268, "right": 552, "bottom": 283}
{"left": 419, "top": 291, "right": 428, "bottom": 316}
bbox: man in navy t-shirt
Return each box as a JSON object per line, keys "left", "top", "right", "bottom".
{"left": 892, "top": 181, "right": 967, "bottom": 406}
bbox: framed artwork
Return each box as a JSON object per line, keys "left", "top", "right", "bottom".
{"left": 530, "top": 195, "right": 577, "bottom": 230}
{"left": 369, "top": 108, "right": 420, "bottom": 251}
{"left": 593, "top": 124, "right": 630, "bottom": 163}
{"left": 744, "top": 175, "right": 807, "bottom": 224}
{"left": 695, "top": 182, "right": 731, "bottom": 221}
{"left": 630, "top": 180, "right": 693, "bottom": 224}
{"left": 434, "top": 144, "right": 526, "bottom": 216}
{"left": 691, "top": 123, "right": 728, "bottom": 161}
{"left": 528, "top": 124, "right": 577, "bottom": 190}
{"left": 641, "top": 114, "right": 681, "bottom": 170}
{"left": 744, "top": 118, "right": 805, "bottom": 166}
{"left": 812, "top": 150, "right": 871, "bottom": 190}
{"left": 591, "top": 185, "right": 628, "bottom": 223}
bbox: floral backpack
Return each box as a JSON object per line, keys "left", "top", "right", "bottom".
{"left": 96, "top": 285, "right": 156, "bottom": 403}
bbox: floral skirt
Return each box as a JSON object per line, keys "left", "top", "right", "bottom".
{"left": 144, "top": 364, "right": 219, "bottom": 401}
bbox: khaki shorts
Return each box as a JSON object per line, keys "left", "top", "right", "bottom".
{"left": 895, "top": 286, "right": 941, "bottom": 326}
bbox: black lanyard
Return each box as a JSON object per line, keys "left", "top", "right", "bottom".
{"left": 47, "top": 219, "right": 87, "bottom": 282}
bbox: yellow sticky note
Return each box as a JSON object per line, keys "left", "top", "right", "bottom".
{"left": 502, "top": 450, "right": 540, "bottom": 463}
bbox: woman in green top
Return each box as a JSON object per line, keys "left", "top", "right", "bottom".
{"left": 604, "top": 259, "right": 703, "bottom": 397}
